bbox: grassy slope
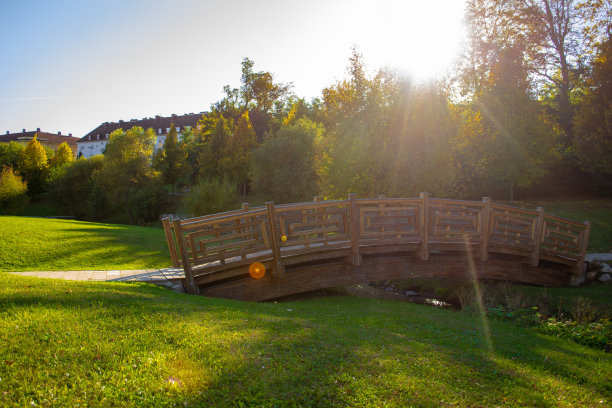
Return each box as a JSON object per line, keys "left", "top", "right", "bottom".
{"left": 0, "top": 273, "right": 610, "bottom": 407}
{"left": 0, "top": 216, "right": 170, "bottom": 271}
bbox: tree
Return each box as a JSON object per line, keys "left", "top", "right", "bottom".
{"left": 0, "top": 167, "right": 29, "bottom": 214}
{"left": 574, "top": 37, "right": 612, "bottom": 174}
{"left": 181, "top": 178, "right": 238, "bottom": 217}
{"left": 220, "top": 111, "right": 258, "bottom": 198}
{"left": 0, "top": 141, "right": 25, "bottom": 170}
{"left": 48, "top": 155, "right": 107, "bottom": 220}
{"left": 196, "top": 114, "right": 233, "bottom": 180}
{"left": 18, "top": 135, "right": 48, "bottom": 196}
{"left": 153, "top": 122, "right": 187, "bottom": 199}
{"left": 250, "top": 119, "right": 322, "bottom": 203}
{"left": 214, "top": 58, "right": 292, "bottom": 140}
{"left": 474, "top": 48, "right": 556, "bottom": 201}
{"left": 98, "top": 126, "right": 158, "bottom": 224}
{"left": 49, "top": 142, "right": 74, "bottom": 168}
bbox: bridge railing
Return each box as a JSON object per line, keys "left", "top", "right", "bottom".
{"left": 163, "top": 194, "right": 590, "bottom": 294}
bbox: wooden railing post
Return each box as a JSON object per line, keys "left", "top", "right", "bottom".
{"left": 480, "top": 197, "right": 491, "bottom": 262}
{"left": 242, "top": 203, "right": 249, "bottom": 211}
{"left": 575, "top": 221, "right": 591, "bottom": 276}
{"left": 530, "top": 207, "right": 545, "bottom": 266}
{"left": 313, "top": 196, "right": 322, "bottom": 202}
{"left": 173, "top": 219, "right": 199, "bottom": 295}
{"left": 349, "top": 194, "right": 361, "bottom": 266}
{"left": 266, "top": 202, "right": 285, "bottom": 278}
{"left": 419, "top": 192, "right": 429, "bottom": 261}
{"left": 162, "top": 217, "right": 181, "bottom": 268}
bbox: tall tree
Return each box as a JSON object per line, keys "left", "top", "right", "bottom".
{"left": 474, "top": 48, "right": 556, "bottom": 201}
{"left": 18, "top": 135, "right": 48, "bottom": 196}
{"left": 49, "top": 142, "right": 74, "bottom": 168}
{"left": 98, "top": 127, "right": 158, "bottom": 224}
{"left": 220, "top": 111, "right": 257, "bottom": 198}
{"left": 196, "top": 114, "right": 233, "bottom": 180}
{"left": 573, "top": 37, "right": 612, "bottom": 175}
{"left": 153, "top": 122, "right": 187, "bottom": 199}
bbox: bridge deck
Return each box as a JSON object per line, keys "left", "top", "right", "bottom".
{"left": 163, "top": 194, "right": 590, "bottom": 301}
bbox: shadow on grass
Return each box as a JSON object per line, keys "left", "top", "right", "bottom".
{"left": 1, "top": 274, "right": 610, "bottom": 406}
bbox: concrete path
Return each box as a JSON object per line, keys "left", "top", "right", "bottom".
{"left": 7, "top": 268, "right": 185, "bottom": 282}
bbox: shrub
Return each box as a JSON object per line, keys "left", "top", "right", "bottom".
{"left": 0, "top": 167, "right": 29, "bottom": 214}
{"left": 181, "top": 178, "right": 239, "bottom": 217}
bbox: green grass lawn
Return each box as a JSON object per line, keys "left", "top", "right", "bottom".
{"left": 0, "top": 216, "right": 170, "bottom": 271}
{"left": 0, "top": 273, "right": 610, "bottom": 407}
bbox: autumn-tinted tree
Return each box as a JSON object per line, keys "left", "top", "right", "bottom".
{"left": 18, "top": 135, "right": 48, "bottom": 196}
{"left": 49, "top": 142, "right": 74, "bottom": 168}
{"left": 0, "top": 166, "right": 29, "bottom": 214}
{"left": 250, "top": 118, "right": 322, "bottom": 203}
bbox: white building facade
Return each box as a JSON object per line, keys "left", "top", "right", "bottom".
{"left": 77, "top": 113, "right": 203, "bottom": 158}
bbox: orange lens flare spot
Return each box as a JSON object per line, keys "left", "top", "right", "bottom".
{"left": 249, "top": 262, "right": 266, "bottom": 279}
{"left": 281, "top": 235, "right": 287, "bottom": 242}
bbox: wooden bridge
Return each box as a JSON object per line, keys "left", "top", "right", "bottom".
{"left": 162, "top": 194, "right": 590, "bottom": 301}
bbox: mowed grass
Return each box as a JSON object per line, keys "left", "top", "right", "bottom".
{"left": 0, "top": 274, "right": 610, "bottom": 407}
{"left": 0, "top": 216, "right": 170, "bottom": 271}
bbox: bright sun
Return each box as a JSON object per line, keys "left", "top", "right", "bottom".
{"left": 346, "top": 0, "right": 466, "bottom": 81}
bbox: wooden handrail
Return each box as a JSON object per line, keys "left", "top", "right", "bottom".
{"left": 163, "top": 195, "right": 590, "bottom": 294}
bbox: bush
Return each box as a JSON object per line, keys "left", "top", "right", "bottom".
{"left": 0, "top": 167, "right": 29, "bottom": 214}
{"left": 181, "top": 178, "right": 239, "bottom": 217}
{"left": 128, "top": 180, "right": 172, "bottom": 225}
{"left": 48, "top": 156, "right": 107, "bottom": 220}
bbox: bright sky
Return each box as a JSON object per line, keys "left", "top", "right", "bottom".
{"left": 0, "top": 0, "right": 467, "bottom": 137}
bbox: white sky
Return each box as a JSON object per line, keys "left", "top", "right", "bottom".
{"left": 0, "top": 0, "right": 467, "bottom": 137}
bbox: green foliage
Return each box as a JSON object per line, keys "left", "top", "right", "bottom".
{"left": 0, "top": 141, "right": 25, "bottom": 170}
{"left": 48, "top": 155, "right": 107, "bottom": 220}
{"left": 18, "top": 135, "right": 48, "bottom": 196}
{"left": 574, "top": 37, "right": 612, "bottom": 175}
{"left": 153, "top": 123, "right": 188, "bottom": 197}
{"left": 0, "top": 216, "right": 170, "bottom": 271}
{"left": 250, "top": 118, "right": 322, "bottom": 203}
{"left": 98, "top": 127, "right": 159, "bottom": 224}
{"left": 181, "top": 178, "right": 238, "bottom": 216}
{"left": 220, "top": 111, "right": 258, "bottom": 198}
{"left": 196, "top": 113, "right": 233, "bottom": 180}
{"left": 128, "top": 179, "right": 173, "bottom": 224}
{"left": 0, "top": 167, "right": 29, "bottom": 214}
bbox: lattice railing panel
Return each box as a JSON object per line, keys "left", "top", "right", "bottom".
{"left": 488, "top": 206, "right": 537, "bottom": 249}
{"left": 540, "top": 215, "right": 585, "bottom": 260}
{"left": 428, "top": 200, "right": 483, "bottom": 242}
{"left": 182, "top": 210, "right": 271, "bottom": 266}
{"left": 275, "top": 201, "right": 350, "bottom": 250}
{"left": 358, "top": 199, "right": 421, "bottom": 243}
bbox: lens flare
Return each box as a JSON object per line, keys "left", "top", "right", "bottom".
{"left": 281, "top": 235, "right": 287, "bottom": 242}
{"left": 249, "top": 262, "right": 265, "bottom": 279}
